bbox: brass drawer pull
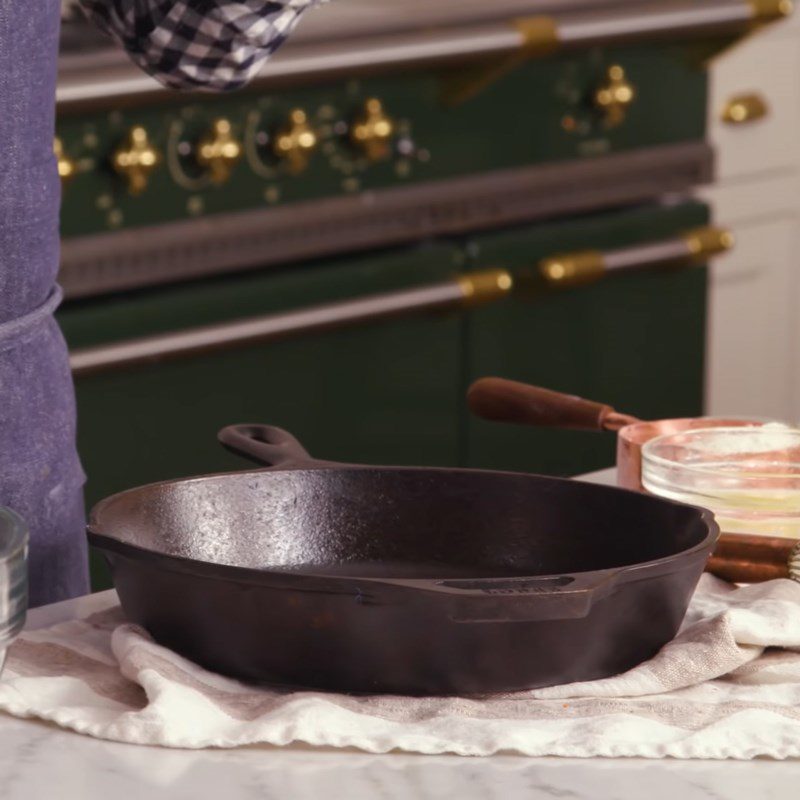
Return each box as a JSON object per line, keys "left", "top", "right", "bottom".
{"left": 721, "top": 92, "right": 770, "bottom": 124}
{"left": 539, "top": 225, "right": 734, "bottom": 289}
{"left": 68, "top": 269, "right": 512, "bottom": 377}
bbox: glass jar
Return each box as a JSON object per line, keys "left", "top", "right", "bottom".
{"left": 642, "top": 426, "right": 800, "bottom": 538}
{"left": 0, "top": 507, "right": 27, "bottom": 676}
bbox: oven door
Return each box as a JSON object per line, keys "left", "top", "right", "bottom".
{"left": 463, "top": 200, "right": 715, "bottom": 476}
{"left": 58, "top": 242, "right": 484, "bottom": 514}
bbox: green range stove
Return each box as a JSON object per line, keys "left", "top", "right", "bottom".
{"left": 55, "top": 0, "right": 786, "bottom": 586}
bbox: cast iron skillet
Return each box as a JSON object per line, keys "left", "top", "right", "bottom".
{"left": 88, "top": 424, "right": 718, "bottom": 695}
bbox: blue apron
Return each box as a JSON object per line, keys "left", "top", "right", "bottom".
{"left": 0, "top": 1, "right": 89, "bottom": 605}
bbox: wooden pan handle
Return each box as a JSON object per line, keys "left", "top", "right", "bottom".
{"left": 467, "top": 377, "right": 626, "bottom": 431}
{"left": 706, "top": 533, "right": 800, "bottom": 583}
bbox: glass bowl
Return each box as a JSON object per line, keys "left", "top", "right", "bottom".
{"left": 616, "top": 416, "right": 763, "bottom": 490}
{"left": 0, "top": 508, "right": 27, "bottom": 676}
{"left": 642, "top": 425, "right": 800, "bottom": 538}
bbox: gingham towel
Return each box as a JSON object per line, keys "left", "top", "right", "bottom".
{"left": 1, "top": 575, "right": 799, "bottom": 758}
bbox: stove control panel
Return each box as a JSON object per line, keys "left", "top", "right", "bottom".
{"left": 58, "top": 97, "right": 404, "bottom": 193}
{"left": 56, "top": 45, "right": 706, "bottom": 240}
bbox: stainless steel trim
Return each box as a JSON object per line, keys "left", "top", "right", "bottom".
{"left": 70, "top": 278, "right": 469, "bottom": 377}
{"left": 56, "top": 0, "right": 783, "bottom": 108}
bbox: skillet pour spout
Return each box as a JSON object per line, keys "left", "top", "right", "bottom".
{"left": 88, "top": 424, "right": 718, "bottom": 695}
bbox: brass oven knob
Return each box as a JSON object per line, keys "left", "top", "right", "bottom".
{"left": 53, "top": 137, "right": 76, "bottom": 183}
{"left": 350, "top": 98, "right": 395, "bottom": 162}
{"left": 272, "top": 109, "right": 318, "bottom": 173}
{"left": 197, "top": 119, "right": 242, "bottom": 185}
{"left": 593, "top": 65, "right": 636, "bottom": 127}
{"left": 112, "top": 126, "right": 160, "bottom": 195}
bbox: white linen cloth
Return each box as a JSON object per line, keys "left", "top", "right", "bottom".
{"left": 1, "top": 575, "right": 799, "bottom": 758}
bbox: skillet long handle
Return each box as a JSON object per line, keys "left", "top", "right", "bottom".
{"left": 707, "top": 533, "right": 800, "bottom": 584}
{"left": 218, "top": 424, "right": 313, "bottom": 468}
{"left": 467, "top": 377, "right": 638, "bottom": 432}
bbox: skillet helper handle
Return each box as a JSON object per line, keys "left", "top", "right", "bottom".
{"left": 218, "top": 424, "right": 312, "bottom": 468}
{"left": 467, "top": 376, "right": 619, "bottom": 431}
{"left": 706, "top": 533, "right": 800, "bottom": 584}
{"left": 407, "top": 572, "right": 621, "bottom": 623}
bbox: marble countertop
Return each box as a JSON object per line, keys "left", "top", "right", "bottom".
{"left": 1, "top": 469, "right": 798, "bottom": 798}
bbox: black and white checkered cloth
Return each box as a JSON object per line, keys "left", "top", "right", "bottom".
{"left": 79, "top": 0, "right": 327, "bottom": 90}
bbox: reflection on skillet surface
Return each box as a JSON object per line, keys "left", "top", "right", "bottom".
{"left": 90, "top": 468, "right": 709, "bottom": 578}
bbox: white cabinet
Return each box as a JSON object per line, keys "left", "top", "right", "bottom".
{"left": 701, "top": 13, "right": 800, "bottom": 422}
{"left": 708, "top": 29, "right": 800, "bottom": 182}
{"left": 702, "top": 189, "right": 798, "bottom": 421}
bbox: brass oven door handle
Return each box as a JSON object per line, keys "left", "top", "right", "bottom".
{"left": 538, "top": 225, "right": 734, "bottom": 289}
{"left": 57, "top": 2, "right": 792, "bottom": 108}
{"left": 443, "top": 2, "right": 792, "bottom": 105}
{"left": 513, "top": 0, "right": 792, "bottom": 56}
{"left": 68, "top": 269, "right": 512, "bottom": 377}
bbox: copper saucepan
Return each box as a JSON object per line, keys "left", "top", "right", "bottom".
{"left": 466, "top": 376, "right": 761, "bottom": 491}
{"left": 467, "top": 377, "right": 799, "bottom": 585}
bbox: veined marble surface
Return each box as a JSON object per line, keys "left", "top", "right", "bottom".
{"left": 1, "top": 468, "right": 798, "bottom": 799}
{"left": 1, "top": 708, "right": 798, "bottom": 800}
